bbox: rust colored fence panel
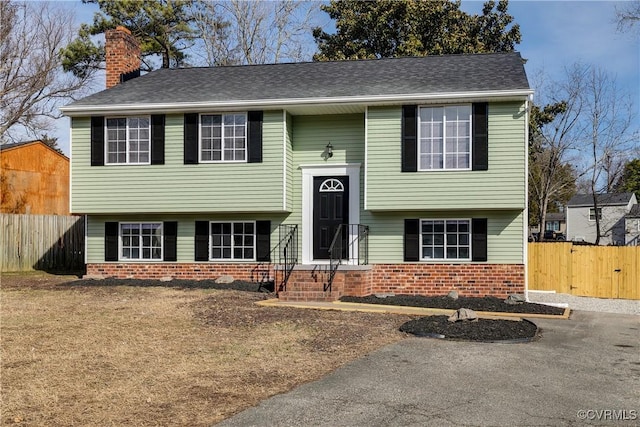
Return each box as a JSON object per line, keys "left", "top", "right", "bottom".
{"left": 528, "top": 243, "right": 639, "bottom": 300}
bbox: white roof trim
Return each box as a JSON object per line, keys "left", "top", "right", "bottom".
{"left": 60, "top": 89, "right": 534, "bottom": 116}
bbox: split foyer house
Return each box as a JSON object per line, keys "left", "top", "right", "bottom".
{"left": 61, "top": 26, "right": 532, "bottom": 301}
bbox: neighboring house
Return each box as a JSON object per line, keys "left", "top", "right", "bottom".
{"left": 566, "top": 193, "right": 638, "bottom": 245}
{"left": 60, "top": 26, "right": 532, "bottom": 300}
{"left": 625, "top": 205, "right": 640, "bottom": 246}
{"left": 0, "top": 140, "right": 70, "bottom": 215}
{"left": 544, "top": 212, "right": 566, "bottom": 235}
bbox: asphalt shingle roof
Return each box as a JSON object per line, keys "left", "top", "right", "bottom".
{"left": 567, "top": 193, "right": 635, "bottom": 207}
{"left": 66, "top": 52, "right": 530, "bottom": 108}
{"left": 545, "top": 212, "right": 566, "bottom": 221}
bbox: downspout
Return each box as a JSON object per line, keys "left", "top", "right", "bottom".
{"left": 524, "top": 94, "right": 532, "bottom": 302}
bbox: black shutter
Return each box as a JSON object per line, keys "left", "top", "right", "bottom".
{"left": 402, "top": 105, "right": 418, "bottom": 172}
{"left": 404, "top": 219, "right": 420, "bottom": 261}
{"left": 163, "top": 221, "right": 177, "bottom": 261}
{"left": 105, "top": 222, "right": 118, "bottom": 261}
{"left": 247, "top": 111, "right": 263, "bottom": 163}
{"left": 472, "top": 218, "right": 488, "bottom": 262}
{"left": 255, "top": 220, "right": 271, "bottom": 261}
{"left": 472, "top": 103, "right": 488, "bottom": 171}
{"left": 194, "top": 221, "right": 209, "bottom": 261}
{"left": 91, "top": 116, "right": 105, "bottom": 166}
{"left": 151, "top": 114, "right": 165, "bottom": 165}
{"left": 184, "top": 113, "right": 199, "bottom": 164}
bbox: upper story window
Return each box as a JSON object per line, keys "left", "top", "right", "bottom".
{"left": 105, "top": 117, "right": 150, "bottom": 164}
{"left": 200, "top": 113, "right": 247, "bottom": 162}
{"left": 418, "top": 105, "right": 471, "bottom": 171}
{"left": 589, "top": 207, "right": 602, "bottom": 221}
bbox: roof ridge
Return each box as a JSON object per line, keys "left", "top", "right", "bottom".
{"left": 157, "top": 51, "right": 524, "bottom": 72}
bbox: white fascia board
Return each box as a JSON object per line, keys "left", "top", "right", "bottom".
{"left": 59, "top": 89, "right": 534, "bottom": 116}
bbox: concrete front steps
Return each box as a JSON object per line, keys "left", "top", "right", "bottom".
{"left": 276, "top": 264, "right": 371, "bottom": 302}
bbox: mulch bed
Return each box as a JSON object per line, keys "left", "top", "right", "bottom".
{"left": 65, "top": 278, "right": 270, "bottom": 293}
{"left": 341, "top": 294, "right": 561, "bottom": 342}
{"left": 340, "top": 294, "right": 565, "bottom": 315}
{"left": 399, "top": 316, "right": 539, "bottom": 342}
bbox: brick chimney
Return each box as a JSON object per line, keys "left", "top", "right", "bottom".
{"left": 105, "top": 26, "right": 141, "bottom": 89}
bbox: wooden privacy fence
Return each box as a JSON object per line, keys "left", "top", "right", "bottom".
{"left": 1, "top": 214, "right": 85, "bottom": 272}
{"left": 528, "top": 243, "right": 639, "bottom": 300}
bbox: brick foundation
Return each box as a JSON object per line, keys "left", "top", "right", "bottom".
{"left": 278, "top": 263, "right": 524, "bottom": 301}
{"left": 86, "top": 263, "right": 258, "bottom": 281}
{"left": 368, "top": 264, "right": 525, "bottom": 298}
{"left": 86, "top": 262, "right": 525, "bottom": 301}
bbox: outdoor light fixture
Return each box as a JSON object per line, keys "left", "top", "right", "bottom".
{"left": 326, "top": 142, "right": 333, "bottom": 158}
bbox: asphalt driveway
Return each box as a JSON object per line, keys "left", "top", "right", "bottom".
{"left": 217, "top": 310, "right": 639, "bottom": 426}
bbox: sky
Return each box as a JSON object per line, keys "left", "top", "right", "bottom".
{"left": 47, "top": 0, "right": 639, "bottom": 156}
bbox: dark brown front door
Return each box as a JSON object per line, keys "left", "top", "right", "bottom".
{"left": 313, "top": 176, "right": 349, "bottom": 260}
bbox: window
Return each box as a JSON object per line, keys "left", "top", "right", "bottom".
{"left": 120, "top": 223, "right": 162, "bottom": 260}
{"left": 420, "top": 219, "right": 470, "bottom": 260}
{"left": 200, "top": 113, "right": 247, "bottom": 162}
{"left": 589, "top": 208, "right": 602, "bottom": 221}
{"left": 546, "top": 221, "right": 560, "bottom": 231}
{"left": 419, "top": 105, "right": 471, "bottom": 170}
{"left": 210, "top": 221, "right": 255, "bottom": 260}
{"left": 106, "top": 117, "right": 150, "bottom": 164}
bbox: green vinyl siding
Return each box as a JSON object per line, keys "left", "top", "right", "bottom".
{"left": 87, "top": 210, "right": 523, "bottom": 264}
{"left": 366, "top": 103, "right": 527, "bottom": 210}
{"left": 363, "top": 210, "right": 524, "bottom": 264}
{"left": 71, "top": 111, "right": 286, "bottom": 214}
{"left": 279, "top": 113, "right": 365, "bottom": 258}
{"left": 87, "top": 214, "right": 286, "bottom": 263}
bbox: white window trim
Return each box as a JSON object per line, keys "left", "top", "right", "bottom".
{"left": 419, "top": 218, "right": 472, "bottom": 262}
{"left": 118, "top": 222, "right": 163, "bottom": 262}
{"left": 104, "top": 116, "right": 152, "bottom": 165}
{"left": 208, "top": 220, "right": 257, "bottom": 262}
{"left": 588, "top": 207, "right": 602, "bottom": 221}
{"left": 417, "top": 104, "right": 472, "bottom": 172}
{"left": 198, "top": 112, "right": 248, "bottom": 164}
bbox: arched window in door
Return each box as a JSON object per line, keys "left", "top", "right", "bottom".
{"left": 319, "top": 178, "right": 344, "bottom": 192}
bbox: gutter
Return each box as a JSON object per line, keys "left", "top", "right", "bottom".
{"left": 59, "top": 89, "right": 534, "bottom": 116}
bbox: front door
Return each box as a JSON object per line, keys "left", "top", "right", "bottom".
{"left": 313, "top": 176, "right": 349, "bottom": 260}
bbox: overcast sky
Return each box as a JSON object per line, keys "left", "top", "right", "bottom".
{"left": 51, "top": 0, "right": 639, "bottom": 156}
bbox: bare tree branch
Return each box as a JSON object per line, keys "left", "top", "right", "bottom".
{"left": 192, "top": 0, "right": 319, "bottom": 66}
{"left": 0, "top": 1, "right": 96, "bottom": 143}
{"left": 615, "top": 1, "right": 640, "bottom": 33}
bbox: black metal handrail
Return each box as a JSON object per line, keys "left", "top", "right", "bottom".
{"left": 252, "top": 224, "right": 298, "bottom": 293}
{"left": 277, "top": 224, "right": 298, "bottom": 292}
{"left": 324, "top": 224, "right": 369, "bottom": 293}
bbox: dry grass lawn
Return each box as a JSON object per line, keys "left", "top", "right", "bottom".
{"left": 1, "top": 272, "right": 411, "bottom": 426}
